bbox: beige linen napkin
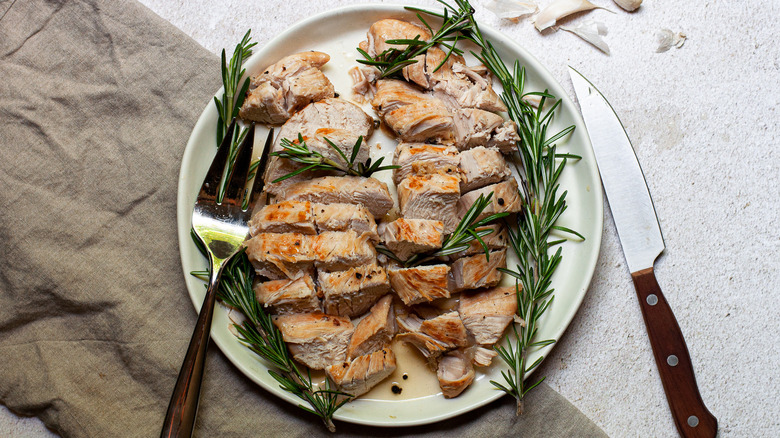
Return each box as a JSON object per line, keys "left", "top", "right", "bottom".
{"left": 0, "top": 0, "right": 606, "bottom": 436}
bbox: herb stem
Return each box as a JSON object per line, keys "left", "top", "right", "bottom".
{"left": 403, "top": 0, "right": 581, "bottom": 413}
{"left": 270, "top": 134, "right": 398, "bottom": 183}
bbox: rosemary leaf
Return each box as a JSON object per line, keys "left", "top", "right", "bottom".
{"left": 271, "top": 134, "right": 398, "bottom": 182}
{"left": 213, "top": 31, "right": 256, "bottom": 203}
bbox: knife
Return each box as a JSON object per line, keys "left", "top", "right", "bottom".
{"left": 569, "top": 67, "right": 717, "bottom": 438}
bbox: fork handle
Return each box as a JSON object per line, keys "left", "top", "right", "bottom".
{"left": 161, "top": 267, "right": 223, "bottom": 438}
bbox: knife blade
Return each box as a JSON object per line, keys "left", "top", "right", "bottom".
{"left": 569, "top": 67, "right": 717, "bottom": 438}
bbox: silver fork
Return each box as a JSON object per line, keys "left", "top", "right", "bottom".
{"left": 161, "top": 120, "right": 273, "bottom": 438}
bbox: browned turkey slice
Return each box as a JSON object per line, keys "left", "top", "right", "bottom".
{"left": 388, "top": 264, "right": 451, "bottom": 306}
{"left": 273, "top": 313, "right": 354, "bottom": 370}
{"left": 457, "top": 179, "right": 523, "bottom": 221}
{"left": 458, "top": 146, "right": 511, "bottom": 192}
{"left": 248, "top": 200, "right": 315, "bottom": 236}
{"left": 395, "top": 313, "right": 449, "bottom": 362}
{"left": 446, "top": 224, "right": 508, "bottom": 260}
{"left": 254, "top": 274, "right": 320, "bottom": 315}
{"left": 362, "top": 19, "right": 432, "bottom": 58}
{"left": 472, "top": 346, "right": 498, "bottom": 367}
{"left": 244, "top": 233, "right": 315, "bottom": 280}
{"left": 312, "top": 203, "right": 379, "bottom": 242}
{"left": 419, "top": 311, "right": 470, "bottom": 349}
{"left": 318, "top": 263, "right": 390, "bottom": 317}
{"left": 264, "top": 98, "right": 375, "bottom": 195}
{"left": 403, "top": 46, "right": 506, "bottom": 113}
{"left": 392, "top": 142, "right": 460, "bottom": 186}
{"left": 384, "top": 99, "right": 454, "bottom": 143}
{"left": 372, "top": 79, "right": 432, "bottom": 116}
{"left": 281, "top": 176, "right": 394, "bottom": 219}
{"left": 346, "top": 294, "right": 396, "bottom": 360}
{"left": 239, "top": 51, "right": 334, "bottom": 125}
{"left": 313, "top": 230, "right": 377, "bottom": 272}
{"left": 398, "top": 174, "right": 461, "bottom": 234}
{"left": 449, "top": 249, "right": 507, "bottom": 292}
{"left": 326, "top": 347, "right": 397, "bottom": 398}
{"left": 458, "top": 286, "right": 518, "bottom": 345}
{"left": 379, "top": 218, "right": 444, "bottom": 261}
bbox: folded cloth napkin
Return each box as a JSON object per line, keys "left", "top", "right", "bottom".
{"left": 0, "top": 0, "right": 607, "bottom": 436}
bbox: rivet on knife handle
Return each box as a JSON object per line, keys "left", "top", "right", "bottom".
{"left": 632, "top": 267, "right": 717, "bottom": 438}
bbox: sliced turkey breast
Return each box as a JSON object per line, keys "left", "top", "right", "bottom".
{"left": 363, "top": 19, "right": 432, "bottom": 58}
{"left": 371, "top": 80, "right": 454, "bottom": 143}
{"left": 395, "top": 312, "right": 449, "bottom": 362}
{"left": 248, "top": 200, "right": 316, "bottom": 236}
{"left": 392, "top": 142, "right": 460, "bottom": 186}
{"left": 379, "top": 218, "right": 444, "bottom": 261}
{"left": 384, "top": 99, "right": 454, "bottom": 143}
{"left": 457, "top": 179, "right": 523, "bottom": 221}
{"left": 437, "top": 350, "right": 475, "bottom": 398}
{"left": 254, "top": 274, "right": 320, "bottom": 315}
{"left": 446, "top": 224, "right": 508, "bottom": 260}
{"left": 264, "top": 98, "right": 374, "bottom": 194}
{"left": 472, "top": 346, "right": 498, "bottom": 367}
{"left": 244, "top": 233, "right": 315, "bottom": 280}
{"left": 486, "top": 120, "right": 521, "bottom": 153}
{"left": 402, "top": 46, "right": 506, "bottom": 113}
{"left": 458, "top": 146, "right": 511, "bottom": 192}
{"left": 349, "top": 65, "right": 379, "bottom": 103}
{"left": 388, "top": 264, "right": 451, "bottom": 306}
{"left": 419, "top": 311, "right": 470, "bottom": 349}
{"left": 312, "top": 230, "right": 377, "bottom": 272}
{"left": 326, "top": 347, "right": 397, "bottom": 398}
{"left": 346, "top": 294, "right": 396, "bottom": 360}
{"left": 312, "top": 203, "right": 379, "bottom": 242}
{"left": 239, "top": 51, "right": 334, "bottom": 125}
{"left": 449, "top": 249, "right": 507, "bottom": 292}
{"left": 318, "top": 263, "right": 390, "bottom": 317}
{"left": 458, "top": 286, "right": 518, "bottom": 345}
{"left": 398, "top": 174, "right": 461, "bottom": 233}
{"left": 372, "top": 79, "right": 432, "bottom": 117}
{"left": 395, "top": 332, "right": 449, "bottom": 363}
{"left": 281, "top": 176, "right": 394, "bottom": 219}
{"left": 273, "top": 312, "right": 354, "bottom": 370}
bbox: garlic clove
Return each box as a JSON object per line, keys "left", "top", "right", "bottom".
{"left": 656, "top": 29, "right": 687, "bottom": 53}
{"left": 485, "top": 0, "right": 539, "bottom": 20}
{"left": 534, "top": 0, "right": 605, "bottom": 32}
{"left": 227, "top": 307, "right": 247, "bottom": 337}
{"left": 561, "top": 20, "right": 610, "bottom": 54}
{"left": 613, "top": 0, "right": 641, "bottom": 12}
{"left": 522, "top": 93, "right": 556, "bottom": 108}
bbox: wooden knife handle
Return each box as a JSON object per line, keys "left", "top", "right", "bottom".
{"left": 631, "top": 267, "right": 718, "bottom": 438}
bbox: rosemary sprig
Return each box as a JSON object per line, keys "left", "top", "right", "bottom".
{"left": 214, "top": 30, "right": 256, "bottom": 203}
{"left": 190, "top": 232, "right": 352, "bottom": 431}
{"left": 270, "top": 134, "right": 398, "bottom": 183}
{"left": 214, "top": 30, "right": 256, "bottom": 146}
{"left": 377, "top": 193, "right": 509, "bottom": 267}
{"left": 356, "top": 2, "right": 473, "bottom": 79}
{"left": 407, "top": 0, "right": 581, "bottom": 414}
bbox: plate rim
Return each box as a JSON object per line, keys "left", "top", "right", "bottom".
{"left": 176, "top": 2, "right": 604, "bottom": 427}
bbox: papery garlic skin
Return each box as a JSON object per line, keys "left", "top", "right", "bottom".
{"left": 534, "top": 0, "right": 604, "bottom": 31}
{"left": 485, "top": 0, "right": 538, "bottom": 20}
{"left": 656, "top": 29, "right": 687, "bottom": 53}
{"left": 613, "top": 0, "right": 641, "bottom": 12}
{"left": 561, "top": 20, "right": 610, "bottom": 54}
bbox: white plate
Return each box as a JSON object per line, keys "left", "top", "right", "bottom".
{"left": 177, "top": 4, "right": 603, "bottom": 427}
